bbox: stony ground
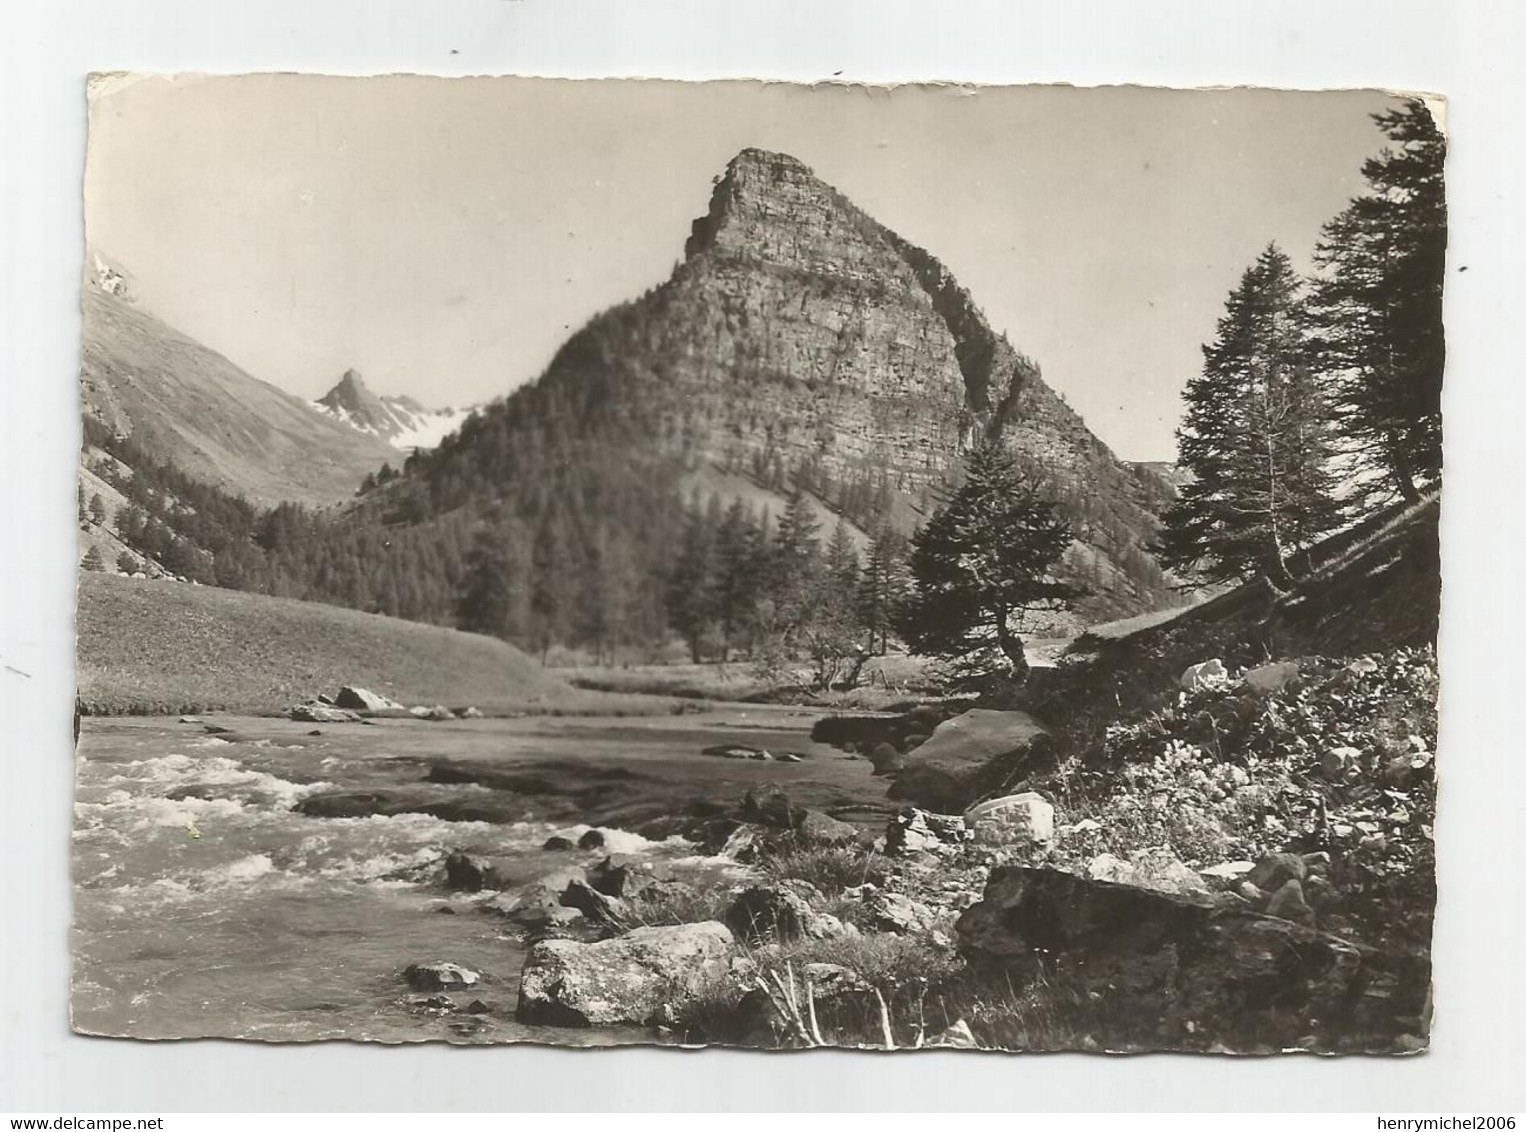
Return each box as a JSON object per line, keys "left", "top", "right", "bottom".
{"left": 404, "top": 645, "right": 1434, "bottom": 1054}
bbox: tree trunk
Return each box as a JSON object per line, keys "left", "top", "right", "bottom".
{"left": 1389, "top": 438, "right": 1421, "bottom": 504}
{"left": 994, "top": 612, "right": 1030, "bottom": 685}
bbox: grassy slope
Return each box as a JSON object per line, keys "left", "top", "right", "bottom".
{"left": 79, "top": 288, "right": 399, "bottom": 507}
{"left": 76, "top": 573, "right": 607, "bottom": 716}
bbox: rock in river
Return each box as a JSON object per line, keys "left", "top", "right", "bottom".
{"left": 289, "top": 703, "right": 361, "bottom": 724}
{"left": 887, "top": 709, "right": 1050, "bottom": 813}
{"left": 403, "top": 961, "right": 479, "bottom": 991}
{"left": 516, "top": 922, "right": 735, "bottom": 1027}
{"left": 334, "top": 685, "right": 405, "bottom": 712}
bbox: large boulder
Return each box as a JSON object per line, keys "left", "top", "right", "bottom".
{"left": 334, "top": 686, "right": 404, "bottom": 712}
{"left": 724, "top": 881, "right": 856, "bottom": 944}
{"left": 516, "top": 922, "right": 735, "bottom": 1027}
{"left": 740, "top": 785, "right": 805, "bottom": 830}
{"left": 796, "top": 810, "right": 862, "bottom": 846}
{"left": 1086, "top": 847, "right": 1212, "bottom": 900}
{"left": 887, "top": 710, "right": 1049, "bottom": 813}
{"left": 559, "top": 878, "right": 630, "bottom": 927}
{"left": 884, "top": 808, "right": 968, "bottom": 857}
{"left": 1244, "top": 660, "right": 1301, "bottom": 696}
{"left": 957, "top": 867, "right": 1373, "bottom": 1047}
{"left": 1180, "top": 658, "right": 1229, "bottom": 692}
{"left": 482, "top": 868, "right": 586, "bottom": 929}
{"left": 587, "top": 854, "right": 672, "bottom": 899}
{"left": 289, "top": 702, "right": 362, "bottom": 724}
{"left": 443, "top": 849, "right": 507, "bottom": 892}
{"left": 965, "top": 792, "right": 1055, "bottom": 849}
{"left": 863, "top": 891, "right": 938, "bottom": 935}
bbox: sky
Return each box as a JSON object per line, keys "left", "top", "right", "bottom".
{"left": 84, "top": 76, "right": 1399, "bottom": 461}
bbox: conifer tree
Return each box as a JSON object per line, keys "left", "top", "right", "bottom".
{"left": 770, "top": 489, "right": 822, "bottom": 633}
{"left": 531, "top": 505, "right": 578, "bottom": 662}
{"left": 712, "top": 497, "right": 760, "bottom": 660}
{"left": 81, "top": 546, "right": 105, "bottom": 573}
{"left": 858, "top": 524, "right": 909, "bottom": 655}
{"left": 896, "top": 440, "right": 1077, "bottom": 684}
{"left": 1307, "top": 98, "right": 1446, "bottom": 504}
{"left": 666, "top": 494, "right": 719, "bottom": 662}
{"left": 1159, "top": 244, "right": 1343, "bottom": 587}
{"left": 456, "top": 522, "right": 523, "bottom": 640}
{"left": 88, "top": 492, "right": 107, "bottom": 526}
{"left": 824, "top": 518, "right": 860, "bottom": 592}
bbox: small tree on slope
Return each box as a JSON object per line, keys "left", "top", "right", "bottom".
{"left": 896, "top": 440, "right": 1078, "bottom": 686}
{"left": 1159, "top": 243, "right": 1343, "bottom": 589}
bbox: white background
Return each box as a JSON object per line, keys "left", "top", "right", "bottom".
{"left": 3, "top": 0, "right": 1523, "bottom": 1114}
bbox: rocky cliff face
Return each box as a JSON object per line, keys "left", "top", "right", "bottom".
{"left": 672, "top": 149, "right": 973, "bottom": 490}
{"left": 431, "top": 148, "right": 1175, "bottom": 621}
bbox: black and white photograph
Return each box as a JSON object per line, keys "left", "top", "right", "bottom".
{"left": 71, "top": 76, "right": 1444, "bottom": 1055}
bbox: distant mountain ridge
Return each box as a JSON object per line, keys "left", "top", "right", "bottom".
{"left": 314, "top": 369, "right": 477, "bottom": 451}
{"left": 79, "top": 253, "right": 397, "bottom": 507}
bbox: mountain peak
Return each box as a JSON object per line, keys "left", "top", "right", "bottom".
{"left": 313, "top": 370, "right": 477, "bottom": 452}
{"left": 685, "top": 148, "right": 840, "bottom": 260}
{"left": 86, "top": 249, "right": 135, "bottom": 302}
{"left": 318, "top": 369, "right": 384, "bottom": 415}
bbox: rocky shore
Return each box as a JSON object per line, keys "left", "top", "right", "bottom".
{"left": 353, "top": 646, "right": 1435, "bottom": 1053}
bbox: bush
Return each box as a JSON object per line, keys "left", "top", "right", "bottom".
{"left": 760, "top": 844, "right": 882, "bottom": 897}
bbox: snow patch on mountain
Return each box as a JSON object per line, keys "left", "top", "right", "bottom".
{"left": 313, "top": 369, "right": 478, "bottom": 451}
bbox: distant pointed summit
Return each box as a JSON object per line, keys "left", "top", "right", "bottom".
{"left": 313, "top": 370, "right": 478, "bottom": 452}
{"left": 86, "top": 249, "right": 135, "bottom": 302}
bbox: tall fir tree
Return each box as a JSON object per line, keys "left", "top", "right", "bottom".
{"left": 1159, "top": 244, "right": 1343, "bottom": 587}
{"left": 530, "top": 504, "right": 579, "bottom": 662}
{"left": 456, "top": 519, "right": 528, "bottom": 641}
{"left": 1307, "top": 98, "right": 1446, "bottom": 504}
{"left": 712, "top": 497, "right": 761, "bottom": 660}
{"left": 769, "top": 488, "right": 823, "bottom": 644}
{"left": 857, "top": 523, "right": 909, "bottom": 655}
{"left": 896, "top": 440, "right": 1077, "bottom": 684}
{"left": 666, "top": 492, "right": 719, "bottom": 662}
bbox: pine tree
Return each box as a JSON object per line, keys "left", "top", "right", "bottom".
{"left": 858, "top": 524, "right": 909, "bottom": 655}
{"left": 77, "top": 483, "right": 88, "bottom": 526}
{"left": 88, "top": 492, "right": 107, "bottom": 526}
{"left": 115, "top": 551, "right": 139, "bottom": 575}
{"left": 824, "top": 518, "right": 860, "bottom": 592}
{"left": 582, "top": 524, "right": 632, "bottom": 665}
{"left": 81, "top": 546, "right": 105, "bottom": 573}
{"left": 712, "top": 497, "right": 760, "bottom": 660}
{"left": 531, "top": 506, "right": 578, "bottom": 662}
{"left": 1159, "top": 244, "right": 1343, "bottom": 587}
{"left": 666, "top": 494, "right": 719, "bottom": 662}
{"left": 896, "top": 440, "right": 1077, "bottom": 684}
{"left": 1307, "top": 98, "right": 1446, "bottom": 504}
{"left": 456, "top": 523, "right": 521, "bottom": 640}
{"left": 770, "top": 489, "right": 822, "bottom": 634}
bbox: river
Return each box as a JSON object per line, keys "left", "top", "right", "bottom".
{"left": 71, "top": 706, "right": 886, "bottom": 1043}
